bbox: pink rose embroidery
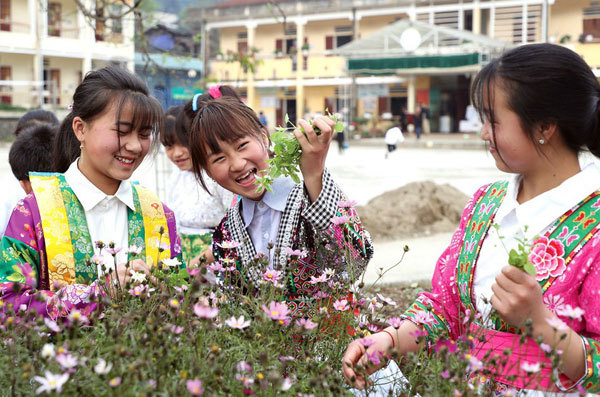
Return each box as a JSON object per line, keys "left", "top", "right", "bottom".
{"left": 528, "top": 237, "right": 566, "bottom": 281}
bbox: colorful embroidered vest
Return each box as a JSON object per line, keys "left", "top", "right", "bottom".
{"left": 29, "top": 173, "right": 171, "bottom": 290}
{"left": 457, "top": 181, "right": 600, "bottom": 331}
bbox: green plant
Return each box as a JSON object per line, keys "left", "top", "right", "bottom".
{"left": 254, "top": 112, "right": 344, "bottom": 193}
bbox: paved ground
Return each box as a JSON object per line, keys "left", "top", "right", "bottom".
{"left": 0, "top": 134, "right": 505, "bottom": 285}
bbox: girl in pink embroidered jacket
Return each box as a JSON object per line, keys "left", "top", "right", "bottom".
{"left": 184, "top": 89, "right": 372, "bottom": 309}
{"left": 342, "top": 43, "right": 600, "bottom": 394}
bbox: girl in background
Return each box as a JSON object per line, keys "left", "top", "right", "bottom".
{"left": 161, "top": 105, "right": 232, "bottom": 265}
{"left": 343, "top": 43, "right": 600, "bottom": 394}
{"left": 0, "top": 66, "right": 181, "bottom": 319}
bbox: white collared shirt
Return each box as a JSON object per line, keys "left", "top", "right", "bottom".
{"left": 165, "top": 169, "right": 232, "bottom": 235}
{"left": 64, "top": 159, "right": 135, "bottom": 275}
{"left": 240, "top": 176, "right": 296, "bottom": 265}
{"left": 474, "top": 163, "right": 600, "bottom": 326}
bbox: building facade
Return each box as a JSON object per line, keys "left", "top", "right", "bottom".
{"left": 186, "top": 0, "right": 600, "bottom": 133}
{"left": 0, "top": 0, "right": 135, "bottom": 109}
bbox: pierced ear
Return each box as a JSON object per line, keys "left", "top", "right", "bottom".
{"left": 72, "top": 116, "right": 86, "bottom": 143}
{"left": 537, "top": 122, "right": 558, "bottom": 143}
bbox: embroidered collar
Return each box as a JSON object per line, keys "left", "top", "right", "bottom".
{"left": 240, "top": 176, "right": 295, "bottom": 228}
{"left": 63, "top": 159, "right": 136, "bottom": 212}
{"left": 494, "top": 163, "right": 600, "bottom": 241}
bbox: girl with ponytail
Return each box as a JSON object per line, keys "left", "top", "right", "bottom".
{"left": 343, "top": 43, "right": 600, "bottom": 394}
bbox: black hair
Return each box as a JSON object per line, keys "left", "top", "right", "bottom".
{"left": 189, "top": 96, "right": 266, "bottom": 192}
{"left": 471, "top": 43, "right": 600, "bottom": 159}
{"left": 9, "top": 122, "right": 57, "bottom": 181}
{"left": 14, "top": 109, "right": 59, "bottom": 136}
{"left": 53, "top": 66, "right": 164, "bottom": 173}
{"left": 160, "top": 106, "right": 188, "bottom": 147}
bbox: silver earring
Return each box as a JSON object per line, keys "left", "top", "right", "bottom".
{"left": 538, "top": 139, "right": 545, "bottom": 145}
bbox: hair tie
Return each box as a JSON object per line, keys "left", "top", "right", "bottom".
{"left": 208, "top": 85, "right": 222, "bottom": 99}
{"left": 192, "top": 93, "right": 202, "bottom": 112}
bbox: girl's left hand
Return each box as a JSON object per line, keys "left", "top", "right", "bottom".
{"left": 490, "top": 266, "right": 549, "bottom": 329}
{"left": 294, "top": 117, "right": 335, "bottom": 202}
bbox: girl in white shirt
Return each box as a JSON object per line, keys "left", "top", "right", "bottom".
{"left": 0, "top": 66, "right": 181, "bottom": 320}
{"left": 160, "top": 106, "right": 232, "bottom": 265}
{"left": 343, "top": 43, "right": 600, "bottom": 395}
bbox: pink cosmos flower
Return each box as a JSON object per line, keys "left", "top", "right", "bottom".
{"left": 217, "top": 240, "right": 242, "bottom": 249}
{"left": 129, "top": 284, "right": 147, "bottom": 297}
{"left": 331, "top": 215, "right": 350, "bottom": 225}
{"left": 208, "top": 262, "right": 225, "bottom": 272}
{"left": 236, "top": 361, "right": 252, "bottom": 373}
{"left": 467, "top": 355, "right": 483, "bottom": 372}
{"left": 262, "top": 269, "right": 283, "bottom": 283}
{"left": 67, "top": 310, "right": 89, "bottom": 325}
{"left": 17, "top": 263, "right": 36, "bottom": 286}
{"left": 337, "top": 199, "right": 357, "bottom": 208}
{"left": 376, "top": 293, "right": 397, "bottom": 306}
{"left": 309, "top": 273, "right": 328, "bottom": 284}
{"left": 366, "top": 350, "right": 382, "bottom": 365}
{"left": 441, "top": 370, "right": 450, "bottom": 379}
{"left": 106, "top": 247, "right": 122, "bottom": 256}
{"left": 262, "top": 301, "right": 290, "bottom": 321}
{"left": 367, "top": 297, "right": 382, "bottom": 311}
{"left": 412, "top": 310, "right": 434, "bottom": 325}
{"left": 193, "top": 303, "right": 219, "bottom": 319}
{"left": 127, "top": 245, "right": 142, "bottom": 255}
{"left": 44, "top": 318, "right": 61, "bottom": 333}
{"left": 56, "top": 353, "right": 78, "bottom": 370}
{"left": 225, "top": 315, "right": 251, "bottom": 329}
{"left": 171, "top": 325, "right": 184, "bottom": 334}
{"left": 108, "top": 377, "right": 121, "bottom": 387}
{"left": 367, "top": 323, "right": 380, "bottom": 333}
{"left": 520, "top": 362, "right": 541, "bottom": 373}
{"left": 546, "top": 317, "right": 569, "bottom": 331}
{"left": 528, "top": 237, "right": 565, "bottom": 281}
{"left": 358, "top": 337, "right": 375, "bottom": 347}
{"left": 283, "top": 247, "right": 308, "bottom": 257}
{"left": 187, "top": 379, "right": 204, "bottom": 395}
{"left": 296, "top": 318, "right": 318, "bottom": 330}
{"left": 332, "top": 299, "right": 349, "bottom": 311}
{"left": 556, "top": 304, "right": 585, "bottom": 321}
{"left": 387, "top": 317, "right": 403, "bottom": 329}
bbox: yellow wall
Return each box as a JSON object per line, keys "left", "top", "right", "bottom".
{"left": 304, "top": 85, "right": 336, "bottom": 115}
{"left": 358, "top": 15, "right": 402, "bottom": 38}
{"left": 0, "top": 53, "right": 36, "bottom": 107}
{"left": 12, "top": 0, "right": 31, "bottom": 31}
{"left": 220, "top": 27, "right": 246, "bottom": 53}
{"left": 45, "top": 56, "right": 82, "bottom": 106}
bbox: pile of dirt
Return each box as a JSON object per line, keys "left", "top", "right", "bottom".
{"left": 357, "top": 181, "right": 469, "bottom": 240}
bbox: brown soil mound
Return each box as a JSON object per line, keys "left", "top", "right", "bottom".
{"left": 357, "top": 181, "right": 469, "bottom": 240}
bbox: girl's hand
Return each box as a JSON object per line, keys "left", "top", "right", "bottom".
{"left": 490, "top": 265, "right": 549, "bottom": 328}
{"left": 341, "top": 331, "right": 392, "bottom": 390}
{"left": 115, "top": 259, "right": 155, "bottom": 287}
{"left": 294, "top": 117, "right": 335, "bottom": 203}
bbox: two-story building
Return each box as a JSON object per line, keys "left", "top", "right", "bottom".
{"left": 0, "top": 0, "right": 135, "bottom": 109}
{"left": 186, "top": 0, "right": 600, "bottom": 133}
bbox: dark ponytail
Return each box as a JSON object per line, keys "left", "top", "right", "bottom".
{"left": 471, "top": 43, "right": 600, "bottom": 157}
{"left": 53, "top": 66, "right": 163, "bottom": 172}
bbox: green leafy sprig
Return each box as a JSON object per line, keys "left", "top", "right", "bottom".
{"left": 493, "top": 224, "right": 537, "bottom": 277}
{"left": 254, "top": 111, "right": 344, "bottom": 193}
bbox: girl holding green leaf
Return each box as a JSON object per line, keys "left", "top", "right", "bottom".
{"left": 185, "top": 94, "right": 373, "bottom": 314}
{"left": 343, "top": 43, "right": 600, "bottom": 395}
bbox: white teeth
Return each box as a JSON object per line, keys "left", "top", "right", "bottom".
{"left": 115, "top": 156, "right": 134, "bottom": 164}
{"left": 236, "top": 170, "right": 253, "bottom": 182}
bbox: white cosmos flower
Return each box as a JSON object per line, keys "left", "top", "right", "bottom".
{"left": 94, "top": 358, "right": 113, "bottom": 375}
{"left": 162, "top": 258, "right": 182, "bottom": 268}
{"left": 34, "top": 371, "right": 69, "bottom": 394}
{"left": 40, "top": 343, "right": 55, "bottom": 359}
{"left": 129, "top": 270, "right": 147, "bottom": 284}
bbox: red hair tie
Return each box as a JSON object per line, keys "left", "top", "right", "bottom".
{"left": 208, "top": 85, "right": 222, "bottom": 99}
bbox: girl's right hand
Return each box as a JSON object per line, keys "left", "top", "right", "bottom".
{"left": 115, "top": 259, "right": 153, "bottom": 287}
{"left": 341, "top": 331, "right": 394, "bottom": 390}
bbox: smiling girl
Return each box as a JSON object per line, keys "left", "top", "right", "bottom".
{"left": 343, "top": 43, "right": 600, "bottom": 395}
{"left": 0, "top": 66, "right": 181, "bottom": 319}
{"left": 186, "top": 94, "right": 372, "bottom": 312}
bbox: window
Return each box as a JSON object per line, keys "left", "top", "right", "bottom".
{"left": 48, "top": 3, "right": 62, "bottom": 37}
{"left": 0, "top": 0, "right": 10, "bottom": 32}
{"left": 583, "top": 5, "right": 600, "bottom": 42}
{"left": 325, "top": 26, "right": 353, "bottom": 52}
{"left": 1, "top": 66, "right": 11, "bottom": 104}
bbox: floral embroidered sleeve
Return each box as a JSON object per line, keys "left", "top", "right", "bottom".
{"left": 163, "top": 203, "right": 183, "bottom": 263}
{"left": 400, "top": 186, "right": 488, "bottom": 351}
{"left": 0, "top": 195, "right": 104, "bottom": 320}
{"left": 301, "top": 168, "right": 374, "bottom": 277}
{"left": 573, "top": 255, "right": 600, "bottom": 392}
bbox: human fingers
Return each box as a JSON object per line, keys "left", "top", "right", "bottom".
{"left": 311, "top": 117, "right": 334, "bottom": 144}
{"left": 341, "top": 341, "right": 366, "bottom": 387}
{"left": 501, "top": 265, "right": 530, "bottom": 284}
{"left": 296, "top": 119, "right": 317, "bottom": 145}
{"left": 494, "top": 271, "right": 517, "bottom": 294}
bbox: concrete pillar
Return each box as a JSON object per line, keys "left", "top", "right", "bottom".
{"left": 295, "top": 18, "right": 306, "bottom": 120}
{"left": 472, "top": 2, "right": 481, "bottom": 35}
{"left": 407, "top": 75, "right": 416, "bottom": 114}
{"left": 246, "top": 22, "right": 257, "bottom": 109}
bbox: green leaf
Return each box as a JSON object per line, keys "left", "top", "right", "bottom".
{"left": 335, "top": 121, "right": 344, "bottom": 132}
{"left": 523, "top": 261, "right": 537, "bottom": 277}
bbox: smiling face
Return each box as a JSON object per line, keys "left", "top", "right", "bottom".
{"left": 205, "top": 133, "right": 270, "bottom": 201}
{"left": 480, "top": 81, "right": 541, "bottom": 174}
{"left": 165, "top": 142, "right": 192, "bottom": 171}
{"left": 74, "top": 99, "right": 153, "bottom": 194}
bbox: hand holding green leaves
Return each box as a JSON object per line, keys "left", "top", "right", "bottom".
{"left": 254, "top": 112, "right": 343, "bottom": 193}
{"left": 493, "top": 224, "right": 538, "bottom": 277}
